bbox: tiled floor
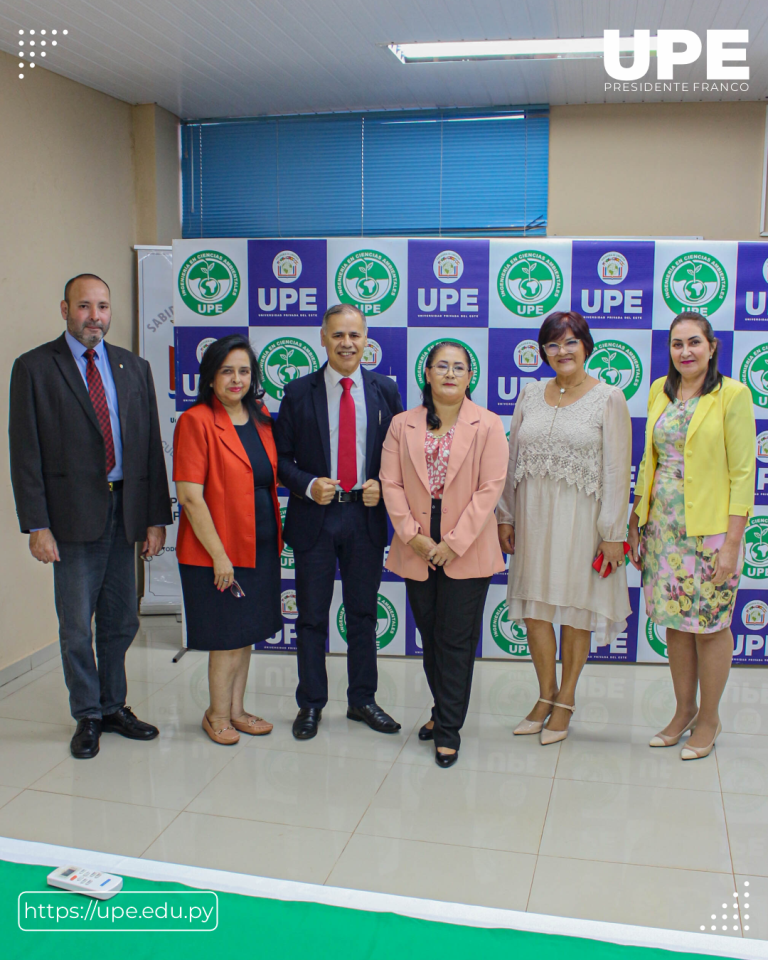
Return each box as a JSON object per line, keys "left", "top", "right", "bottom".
{"left": 0, "top": 615, "right": 765, "bottom": 938}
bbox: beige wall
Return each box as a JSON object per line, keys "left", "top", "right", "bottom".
{"left": 548, "top": 102, "right": 767, "bottom": 240}
{"left": 0, "top": 49, "right": 179, "bottom": 675}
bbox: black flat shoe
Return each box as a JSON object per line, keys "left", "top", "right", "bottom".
{"left": 101, "top": 706, "right": 159, "bottom": 740}
{"left": 293, "top": 707, "right": 322, "bottom": 740}
{"left": 71, "top": 718, "right": 102, "bottom": 759}
{"left": 435, "top": 748, "right": 458, "bottom": 768}
{"left": 418, "top": 723, "right": 434, "bottom": 741}
{"left": 347, "top": 702, "right": 401, "bottom": 734}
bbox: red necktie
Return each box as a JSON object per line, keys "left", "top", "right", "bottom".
{"left": 338, "top": 377, "right": 357, "bottom": 492}
{"left": 84, "top": 348, "right": 116, "bottom": 474}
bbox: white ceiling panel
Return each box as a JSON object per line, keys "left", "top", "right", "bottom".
{"left": 1, "top": 0, "right": 767, "bottom": 118}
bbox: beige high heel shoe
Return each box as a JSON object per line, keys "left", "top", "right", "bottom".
{"left": 513, "top": 698, "right": 555, "bottom": 735}
{"left": 681, "top": 721, "right": 721, "bottom": 760}
{"left": 540, "top": 702, "right": 575, "bottom": 745}
{"left": 649, "top": 713, "right": 698, "bottom": 747}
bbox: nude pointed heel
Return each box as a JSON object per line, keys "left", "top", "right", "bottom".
{"left": 681, "top": 721, "right": 721, "bottom": 760}
{"left": 540, "top": 702, "right": 575, "bottom": 745}
{"left": 649, "top": 712, "right": 698, "bottom": 748}
{"left": 514, "top": 698, "right": 556, "bottom": 735}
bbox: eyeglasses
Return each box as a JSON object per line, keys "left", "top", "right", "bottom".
{"left": 431, "top": 362, "right": 469, "bottom": 376}
{"left": 229, "top": 580, "right": 246, "bottom": 598}
{"left": 543, "top": 338, "right": 581, "bottom": 357}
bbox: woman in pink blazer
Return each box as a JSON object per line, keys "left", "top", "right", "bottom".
{"left": 381, "top": 341, "right": 508, "bottom": 767}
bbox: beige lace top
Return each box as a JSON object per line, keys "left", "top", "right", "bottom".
{"left": 496, "top": 380, "right": 632, "bottom": 542}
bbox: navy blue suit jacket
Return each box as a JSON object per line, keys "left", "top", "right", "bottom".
{"left": 275, "top": 364, "right": 404, "bottom": 552}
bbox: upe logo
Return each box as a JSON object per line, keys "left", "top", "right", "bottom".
{"left": 178, "top": 250, "right": 241, "bottom": 315}
{"left": 335, "top": 249, "right": 399, "bottom": 315}
{"left": 744, "top": 516, "right": 768, "bottom": 579}
{"left": 279, "top": 506, "right": 293, "bottom": 570}
{"left": 515, "top": 340, "right": 542, "bottom": 371}
{"left": 661, "top": 252, "right": 728, "bottom": 316}
{"left": 259, "top": 337, "right": 319, "bottom": 401}
{"left": 337, "top": 595, "right": 398, "bottom": 650}
{"left": 281, "top": 589, "right": 298, "bottom": 619}
{"left": 757, "top": 430, "right": 768, "bottom": 462}
{"left": 645, "top": 619, "right": 668, "bottom": 659}
{"left": 498, "top": 250, "right": 563, "bottom": 317}
{"left": 585, "top": 340, "right": 643, "bottom": 400}
{"left": 273, "top": 251, "right": 302, "bottom": 282}
{"left": 742, "top": 599, "right": 768, "bottom": 629}
{"left": 598, "top": 251, "right": 628, "bottom": 285}
{"left": 603, "top": 29, "right": 749, "bottom": 84}
{"left": 433, "top": 250, "right": 464, "bottom": 283}
{"left": 740, "top": 344, "right": 768, "bottom": 408}
{"left": 415, "top": 338, "right": 481, "bottom": 394}
{"left": 490, "top": 601, "right": 529, "bottom": 657}
{"left": 195, "top": 338, "right": 217, "bottom": 364}
{"left": 361, "top": 338, "right": 383, "bottom": 369}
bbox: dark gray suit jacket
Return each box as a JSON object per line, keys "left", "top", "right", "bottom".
{"left": 9, "top": 332, "right": 172, "bottom": 543}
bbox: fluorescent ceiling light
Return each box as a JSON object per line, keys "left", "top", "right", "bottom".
{"left": 389, "top": 37, "right": 658, "bottom": 64}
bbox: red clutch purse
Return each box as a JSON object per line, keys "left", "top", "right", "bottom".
{"left": 592, "top": 542, "right": 631, "bottom": 578}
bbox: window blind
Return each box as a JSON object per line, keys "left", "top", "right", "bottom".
{"left": 182, "top": 107, "right": 548, "bottom": 238}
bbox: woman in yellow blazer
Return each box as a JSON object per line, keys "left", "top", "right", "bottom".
{"left": 628, "top": 312, "right": 755, "bottom": 760}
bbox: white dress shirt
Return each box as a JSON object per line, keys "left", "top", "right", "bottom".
{"left": 306, "top": 363, "right": 368, "bottom": 500}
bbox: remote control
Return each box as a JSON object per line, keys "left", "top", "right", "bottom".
{"left": 47, "top": 865, "right": 123, "bottom": 899}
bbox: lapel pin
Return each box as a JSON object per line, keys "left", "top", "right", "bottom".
{"left": 119, "top": 364, "right": 124, "bottom": 369}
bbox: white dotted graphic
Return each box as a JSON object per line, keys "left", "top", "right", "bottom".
{"left": 16, "top": 27, "right": 68, "bottom": 78}
{"left": 700, "top": 881, "right": 754, "bottom": 935}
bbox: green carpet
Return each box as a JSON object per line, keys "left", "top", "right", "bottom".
{"left": 1, "top": 859, "right": 736, "bottom": 960}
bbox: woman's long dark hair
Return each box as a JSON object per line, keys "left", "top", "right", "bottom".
{"left": 194, "top": 334, "right": 272, "bottom": 426}
{"left": 422, "top": 341, "right": 472, "bottom": 430}
{"left": 663, "top": 312, "right": 723, "bottom": 403}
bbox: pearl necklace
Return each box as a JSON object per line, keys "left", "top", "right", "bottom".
{"left": 549, "top": 373, "right": 589, "bottom": 436}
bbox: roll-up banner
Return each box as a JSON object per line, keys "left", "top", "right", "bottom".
{"left": 157, "top": 237, "right": 768, "bottom": 665}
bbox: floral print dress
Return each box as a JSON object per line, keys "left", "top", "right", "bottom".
{"left": 641, "top": 398, "right": 742, "bottom": 633}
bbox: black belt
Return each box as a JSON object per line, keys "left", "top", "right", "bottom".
{"left": 108, "top": 480, "right": 124, "bottom": 491}
{"left": 331, "top": 489, "right": 363, "bottom": 503}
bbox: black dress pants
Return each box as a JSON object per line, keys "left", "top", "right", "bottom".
{"left": 294, "top": 499, "right": 383, "bottom": 709}
{"left": 405, "top": 499, "right": 491, "bottom": 750}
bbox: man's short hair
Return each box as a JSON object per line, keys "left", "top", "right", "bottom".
{"left": 322, "top": 303, "right": 366, "bottom": 331}
{"left": 63, "top": 274, "right": 111, "bottom": 305}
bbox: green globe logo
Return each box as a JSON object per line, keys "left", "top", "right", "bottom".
{"left": 744, "top": 517, "right": 768, "bottom": 579}
{"left": 335, "top": 249, "right": 400, "bottom": 316}
{"left": 178, "top": 250, "right": 241, "bottom": 315}
{"left": 740, "top": 344, "right": 768, "bottom": 409}
{"left": 645, "top": 619, "right": 668, "bottom": 659}
{"left": 279, "top": 506, "right": 293, "bottom": 571}
{"left": 415, "top": 338, "right": 481, "bottom": 394}
{"left": 585, "top": 340, "right": 643, "bottom": 400}
{"left": 661, "top": 252, "right": 728, "bottom": 316}
{"left": 498, "top": 250, "right": 563, "bottom": 317}
{"left": 489, "top": 601, "right": 529, "bottom": 657}
{"left": 259, "top": 337, "right": 319, "bottom": 402}
{"left": 337, "top": 595, "right": 398, "bottom": 651}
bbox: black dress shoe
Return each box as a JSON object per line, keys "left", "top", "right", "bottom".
{"left": 347, "top": 702, "right": 401, "bottom": 734}
{"left": 418, "top": 723, "right": 434, "bottom": 741}
{"left": 71, "top": 719, "right": 102, "bottom": 759}
{"left": 435, "top": 748, "right": 458, "bottom": 768}
{"left": 101, "top": 706, "right": 159, "bottom": 740}
{"left": 293, "top": 707, "right": 322, "bottom": 740}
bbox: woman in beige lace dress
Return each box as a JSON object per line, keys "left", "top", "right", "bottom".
{"left": 497, "top": 311, "right": 632, "bottom": 744}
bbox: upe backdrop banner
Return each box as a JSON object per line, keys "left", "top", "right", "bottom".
{"left": 168, "top": 237, "right": 768, "bottom": 665}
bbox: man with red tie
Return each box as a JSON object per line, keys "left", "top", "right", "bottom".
{"left": 276, "top": 304, "right": 404, "bottom": 740}
{"left": 9, "top": 275, "right": 172, "bottom": 759}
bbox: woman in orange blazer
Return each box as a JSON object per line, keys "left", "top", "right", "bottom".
{"left": 174, "top": 335, "right": 283, "bottom": 746}
{"left": 381, "top": 341, "right": 508, "bottom": 767}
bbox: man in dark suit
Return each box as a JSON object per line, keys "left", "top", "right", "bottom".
{"left": 9, "top": 274, "right": 172, "bottom": 759}
{"left": 276, "top": 304, "right": 404, "bottom": 740}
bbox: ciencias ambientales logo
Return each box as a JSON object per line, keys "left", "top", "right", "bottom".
{"left": 602, "top": 29, "right": 749, "bottom": 95}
